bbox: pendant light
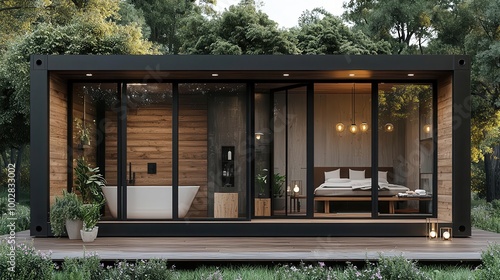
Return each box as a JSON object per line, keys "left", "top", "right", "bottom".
{"left": 350, "top": 84, "right": 358, "bottom": 134}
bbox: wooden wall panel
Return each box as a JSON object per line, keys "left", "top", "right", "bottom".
{"left": 437, "top": 76, "right": 453, "bottom": 222}
{"left": 49, "top": 75, "right": 68, "bottom": 205}
{"left": 179, "top": 97, "right": 208, "bottom": 217}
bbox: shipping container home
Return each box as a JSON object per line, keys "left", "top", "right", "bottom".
{"left": 30, "top": 55, "right": 470, "bottom": 237}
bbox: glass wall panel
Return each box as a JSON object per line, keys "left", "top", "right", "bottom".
{"left": 72, "top": 83, "right": 118, "bottom": 220}
{"left": 313, "top": 83, "right": 371, "bottom": 218}
{"left": 378, "top": 83, "right": 434, "bottom": 216}
{"left": 178, "top": 83, "right": 247, "bottom": 219}
{"left": 125, "top": 83, "right": 173, "bottom": 219}
{"left": 273, "top": 86, "right": 307, "bottom": 216}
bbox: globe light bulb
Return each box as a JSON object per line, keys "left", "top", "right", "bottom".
{"left": 336, "top": 123, "right": 345, "bottom": 132}
{"left": 429, "top": 230, "right": 437, "bottom": 239}
{"left": 384, "top": 123, "right": 394, "bottom": 132}
{"left": 349, "top": 124, "right": 358, "bottom": 134}
{"left": 360, "top": 122, "right": 369, "bottom": 132}
{"left": 443, "top": 230, "right": 451, "bottom": 240}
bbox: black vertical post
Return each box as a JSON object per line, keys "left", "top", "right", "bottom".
{"left": 432, "top": 81, "right": 438, "bottom": 218}
{"left": 371, "top": 82, "right": 379, "bottom": 218}
{"left": 172, "top": 83, "right": 179, "bottom": 219}
{"left": 118, "top": 83, "right": 127, "bottom": 220}
{"left": 30, "top": 55, "right": 49, "bottom": 236}
{"left": 67, "top": 82, "right": 73, "bottom": 192}
{"left": 247, "top": 82, "right": 255, "bottom": 219}
{"left": 306, "top": 83, "right": 314, "bottom": 218}
{"left": 96, "top": 101, "right": 106, "bottom": 175}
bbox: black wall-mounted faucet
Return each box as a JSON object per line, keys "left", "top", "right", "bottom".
{"left": 128, "top": 162, "right": 136, "bottom": 185}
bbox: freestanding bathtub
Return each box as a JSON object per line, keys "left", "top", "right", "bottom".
{"left": 102, "top": 185, "right": 199, "bottom": 219}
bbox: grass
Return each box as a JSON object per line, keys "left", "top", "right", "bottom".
{"left": 471, "top": 197, "right": 500, "bottom": 233}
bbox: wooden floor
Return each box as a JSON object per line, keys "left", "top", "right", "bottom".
{"left": 6, "top": 229, "right": 500, "bottom": 262}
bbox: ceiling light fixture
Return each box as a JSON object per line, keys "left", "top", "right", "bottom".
{"left": 349, "top": 73, "right": 355, "bottom": 77}
{"left": 85, "top": 73, "right": 93, "bottom": 77}
{"left": 283, "top": 73, "right": 290, "bottom": 77}
{"left": 408, "top": 73, "right": 415, "bottom": 77}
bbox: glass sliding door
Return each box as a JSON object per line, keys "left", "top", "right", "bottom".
{"left": 313, "top": 83, "right": 371, "bottom": 218}
{"left": 178, "top": 83, "right": 247, "bottom": 219}
{"left": 273, "top": 86, "right": 307, "bottom": 216}
{"left": 378, "top": 83, "right": 434, "bottom": 216}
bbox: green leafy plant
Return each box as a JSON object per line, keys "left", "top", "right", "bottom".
{"left": 273, "top": 173, "right": 286, "bottom": 198}
{"left": 74, "top": 157, "right": 106, "bottom": 205}
{"left": 49, "top": 190, "right": 83, "bottom": 237}
{"left": 255, "top": 171, "right": 286, "bottom": 198}
{"left": 74, "top": 117, "right": 92, "bottom": 146}
{"left": 81, "top": 203, "right": 101, "bottom": 231}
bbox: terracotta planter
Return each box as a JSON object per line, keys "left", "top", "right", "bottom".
{"left": 80, "top": 226, "right": 99, "bottom": 242}
{"left": 65, "top": 219, "right": 83, "bottom": 240}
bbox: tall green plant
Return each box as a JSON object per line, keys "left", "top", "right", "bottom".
{"left": 74, "top": 157, "right": 106, "bottom": 205}
{"left": 81, "top": 203, "right": 101, "bottom": 231}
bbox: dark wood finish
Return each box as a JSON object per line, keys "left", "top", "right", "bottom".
{"left": 313, "top": 167, "right": 394, "bottom": 189}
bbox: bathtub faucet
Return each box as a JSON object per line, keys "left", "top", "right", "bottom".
{"left": 128, "top": 162, "right": 136, "bottom": 186}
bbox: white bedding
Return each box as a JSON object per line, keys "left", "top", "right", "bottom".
{"left": 314, "top": 178, "right": 409, "bottom": 195}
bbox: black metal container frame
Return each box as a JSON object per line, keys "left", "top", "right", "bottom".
{"left": 30, "top": 55, "right": 471, "bottom": 237}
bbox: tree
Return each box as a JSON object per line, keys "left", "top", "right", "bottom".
{"left": 129, "top": 0, "right": 216, "bottom": 54}
{"left": 343, "top": 0, "right": 438, "bottom": 54}
{"left": 178, "top": 0, "right": 299, "bottom": 54}
{"left": 292, "top": 8, "right": 391, "bottom": 55}
{"left": 0, "top": 0, "right": 156, "bottom": 195}
{"left": 427, "top": 0, "right": 500, "bottom": 200}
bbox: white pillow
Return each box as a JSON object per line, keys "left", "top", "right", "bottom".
{"left": 324, "top": 169, "right": 340, "bottom": 180}
{"left": 326, "top": 178, "right": 350, "bottom": 183}
{"left": 378, "top": 171, "right": 389, "bottom": 183}
{"left": 349, "top": 169, "right": 365, "bottom": 180}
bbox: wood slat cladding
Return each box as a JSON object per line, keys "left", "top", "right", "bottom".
{"left": 437, "top": 76, "right": 453, "bottom": 222}
{"left": 179, "top": 96, "right": 208, "bottom": 217}
{"left": 104, "top": 104, "right": 209, "bottom": 218}
{"left": 49, "top": 76, "right": 68, "bottom": 205}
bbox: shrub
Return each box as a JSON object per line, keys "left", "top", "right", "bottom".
{"left": 104, "top": 259, "right": 178, "bottom": 279}
{"left": 49, "top": 190, "right": 83, "bottom": 237}
{"left": 274, "top": 262, "right": 336, "bottom": 280}
{"left": 0, "top": 242, "right": 53, "bottom": 280}
{"left": 376, "top": 255, "right": 430, "bottom": 280}
{"left": 476, "top": 244, "right": 500, "bottom": 280}
{"left": 471, "top": 199, "right": 500, "bottom": 233}
{"left": 0, "top": 203, "right": 30, "bottom": 235}
{"left": 53, "top": 252, "right": 104, "bottom": 280}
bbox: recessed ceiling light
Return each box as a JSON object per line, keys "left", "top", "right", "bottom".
{"left": 349, "top": 73, "right": 355, "bottom": 77}
{"left": 86, "top": 73, "right": 93, "bottom": 77}
{"left": 211, "top": 73, "right": 219, "bottom": 77}
{"left": 283, "top": 73, "right": 290, "bottom": 77}
{"left": 408, "top": 73, "right": 415, "bottom": 77}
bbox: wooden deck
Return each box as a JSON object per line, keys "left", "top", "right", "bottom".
{"left": 6, "top": 229, "right": 500, "bottom": 262}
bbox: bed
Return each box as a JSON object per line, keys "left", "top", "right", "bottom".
{"left": 313, "top": 167, "right": 416, "bottom": 214}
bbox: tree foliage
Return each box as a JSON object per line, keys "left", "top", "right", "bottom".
{"left": 292, "top": 8, "right": 390, "bottom": 54}
{"left": 343, "top": 0, "right": 438, "bottom": 54}
{"left": 178, "top": 0, "right": 299, "bottom": 54}
{"left": 129, "top": 0, "right": 216, "bottom": 53}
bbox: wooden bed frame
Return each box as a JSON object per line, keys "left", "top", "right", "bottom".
{"left": 312, "top": 167, "right": 430, "bottom": 215}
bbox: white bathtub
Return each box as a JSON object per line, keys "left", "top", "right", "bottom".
{"left": 102, "top": 185, "right": 199, "bottom": 219}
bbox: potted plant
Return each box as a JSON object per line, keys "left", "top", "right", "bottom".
{"left": 80, "top": 203, "right": 101, "bottom": 242}
{"left": 272, "top": 173, "right": 286, "bottom": 210}
{"left": 256, "top": 171, "right": 268, "bottom": 197}
{"left": 74, "top": 157, "right": 106, "bottom": 205}
{"left": 49, "top": 190, "right": 83, "bottom": 239}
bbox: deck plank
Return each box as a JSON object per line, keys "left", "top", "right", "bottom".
{"left": 5, "top": 229, "right": 499, "bottom": 262}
